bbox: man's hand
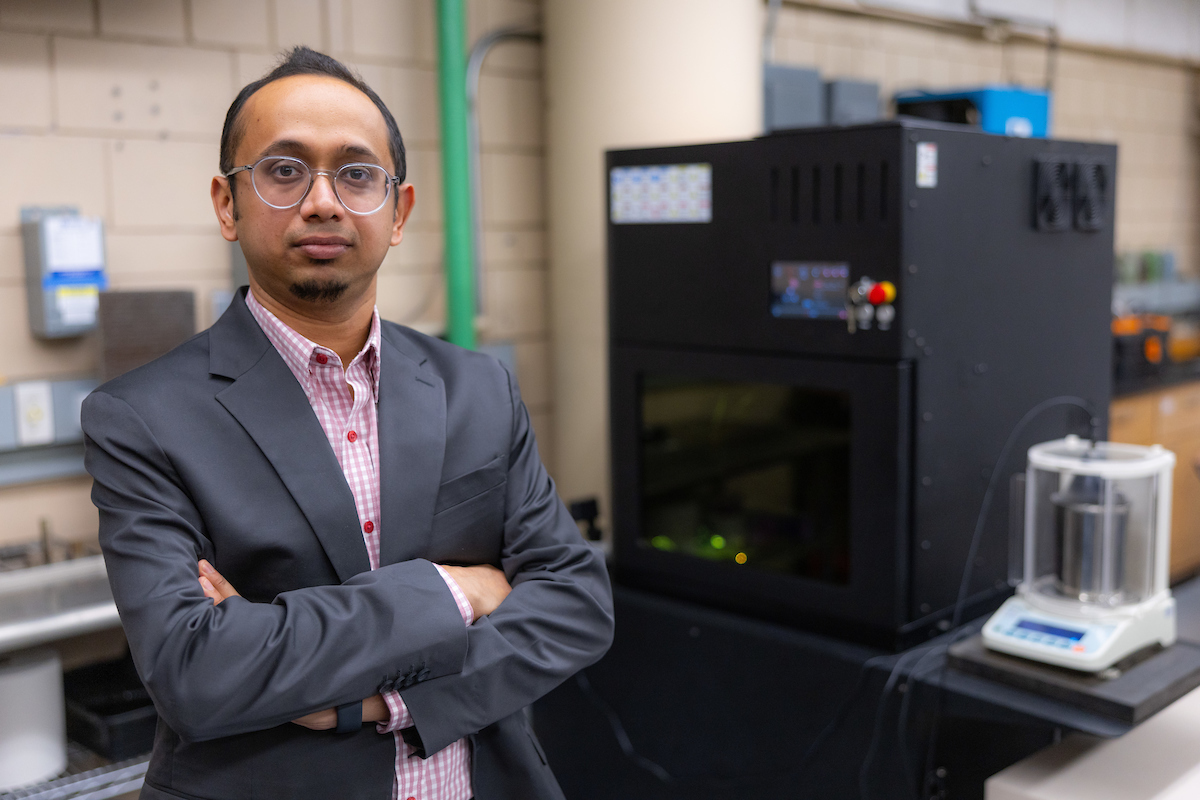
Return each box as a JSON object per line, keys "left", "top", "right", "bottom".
{"left": 198, "top": 559, "right": 241, "bottom": 605}
{"left": 438, "top": 564, "right": 512, "bottom": 621}
{"left": 291, "top": 708, "right": 337, "bottom": 730}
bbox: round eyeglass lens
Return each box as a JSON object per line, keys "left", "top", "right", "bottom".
{"left": 250, "top": 157, "right": 392, "bottom": 214}
{"left": 252, "top": 157, "right": 311, "bottom": 209}
{"left": 333, "top": 164, "right": 391, "bottom": 214}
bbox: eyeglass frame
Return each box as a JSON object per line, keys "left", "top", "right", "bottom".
{"left": 223, "top": 155, "right": 402, "bottom": 216}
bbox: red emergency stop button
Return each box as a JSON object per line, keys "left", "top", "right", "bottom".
{"left": 868, "top": 281, "right": 897, "bottom": 305}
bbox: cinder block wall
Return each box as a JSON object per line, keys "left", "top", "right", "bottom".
{"left": 0, "top": 0, "right": 547, "bottom": 547}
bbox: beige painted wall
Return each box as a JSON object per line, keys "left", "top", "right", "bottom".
{"left": 543, "top": 0, "right": 764, "bottom": 534}
{"left": 0, "top": 0, "right": 548, "bottom": 548}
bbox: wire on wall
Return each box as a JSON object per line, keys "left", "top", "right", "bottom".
{"left": 466, "top": 25, "right": 542, "bottom": 322}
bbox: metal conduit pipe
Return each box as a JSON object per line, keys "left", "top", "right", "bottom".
{"left": 466, "top": 25, "right": 542, "bottom": 317}
{"left": 436, "top": 0, "right": 475, "bottom": 348}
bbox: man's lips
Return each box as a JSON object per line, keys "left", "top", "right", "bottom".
{"left": 295, "top": 236, "right": 351, "bottom": 259}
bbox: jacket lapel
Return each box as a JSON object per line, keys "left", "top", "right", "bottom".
{"left": 209, "top": 291, "right": 371, "bottom": 582}
{"left": 377, "top": 327, "right": 447, "bottom": 567}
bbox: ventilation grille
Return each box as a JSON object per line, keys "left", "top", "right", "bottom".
{"left": 1034, "top": 158, "right": 1072, "bottom": 232}
{"left": 1074, "top": 160, "right": 1108, "bottom": 232}
{"left": 1032, "top": 156, "right": 1110, "bottom": 233}
{"left": 769, "top": 161, "right": 891, "bottom": 226}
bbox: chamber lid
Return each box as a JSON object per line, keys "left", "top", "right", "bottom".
{"left": 1028, "top": 435, "right": 1175, "bottom": 477}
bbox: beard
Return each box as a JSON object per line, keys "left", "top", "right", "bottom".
{"left": 289, "top": 277, "right": 349, "bottom": 302}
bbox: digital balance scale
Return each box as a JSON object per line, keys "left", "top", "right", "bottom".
{"left": 983, "top": 436, "right": 1177, "bottom": 673}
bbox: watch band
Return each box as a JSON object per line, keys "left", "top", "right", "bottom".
{"left": 335, "top": 700, "right": 362, "bottom": 734}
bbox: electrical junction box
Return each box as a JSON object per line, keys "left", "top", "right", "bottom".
{"left": 895, "top": 85, "right": 1051, "bottom": 138}
{"left": 826, "top": 79, "right": 880, "bottom": 126}
{"left": 764, "top": 65, "right": 825, "bottom": 132}
{"left": 21, "top": 207, "right": 108, "bottom": 339}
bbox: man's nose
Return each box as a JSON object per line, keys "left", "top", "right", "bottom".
{"left": 300, "top": 171, "right": 344, "bottom": 218}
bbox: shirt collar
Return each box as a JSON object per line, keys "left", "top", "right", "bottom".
{"left": 245, "top": 287, "right": 381, "bottom": 403}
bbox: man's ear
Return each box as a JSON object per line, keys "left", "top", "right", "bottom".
{"left": 390, "top": 183, "right": 416, "bottom": 247}
{"left": 212, "top": 176, "right": 239, "bottom": 242}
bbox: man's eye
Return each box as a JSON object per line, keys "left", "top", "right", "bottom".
{"left": 344, "top": 168, "right": 369, "bottom": 181}
{"left": 264, "top": 161, "right": 304, "bottom": 180}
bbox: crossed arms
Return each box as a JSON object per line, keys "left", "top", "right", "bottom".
{"left": 196, "top": 558, "right": 513, "bottom": 731}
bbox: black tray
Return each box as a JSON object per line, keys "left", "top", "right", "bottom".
{"left": 63, "top": 655, "right": 157, "bottom": 761}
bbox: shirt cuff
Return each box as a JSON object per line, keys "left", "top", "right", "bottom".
{"left": 434, "top": 563, "right": 474, "bottom": 626}
{"left": 377, "top": 690, "right": 411, "bottom": 734}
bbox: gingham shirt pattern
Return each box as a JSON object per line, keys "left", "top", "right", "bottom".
{"left": 246, "top": 290, "right": 474, "bottom": 800}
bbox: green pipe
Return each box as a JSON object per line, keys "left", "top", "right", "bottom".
{"left": 436, "top": 0, "right": 476, "bottom": 349}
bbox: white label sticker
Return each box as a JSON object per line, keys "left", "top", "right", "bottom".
{"left": 1005, "top": 117, "right": 1033, "bottom": 138}
{"left": 56, "top": 285, "right": 100, "bottom": 326}
{"left": 916, "top": 142, "right": 938, "bottom": 188}
{"left": 611, "top": 163, "right": 712, "bottom": 224}
{"left": 14, "top": 381, "right": 55, "bottom": 447}
{"left": 44, "top": 215, "right": 105, "bottom": 270}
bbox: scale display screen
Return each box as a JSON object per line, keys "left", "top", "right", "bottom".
{"left": 770, "top": 262, "right": 849, "bottom": 320}
{"left": 1016, "top": 619, "right": 1085, "bottom": 641}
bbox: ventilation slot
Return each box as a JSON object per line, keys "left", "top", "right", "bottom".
{"left": 880, "top": 161, "right": 888, "bottom": 221}
{"left": 790, "top": 166, "right": 800, "bottom": 223}
{"left": 769, "top": 167, "right": 780, "bottom": 222}
{"left": 812, "top": 166, "right": 821, "bottom": 224}
{"left": 833, "top": 164, "right": 844, "bottom": 223}
{"left": 856, "top": 163, "right": 866, "bottom": 223}
{"left": 1034, "top": 157, "right": 1072, "bottom": 232}
{"left": 1074, "top": 160, "right": 1108, "bottom": 232}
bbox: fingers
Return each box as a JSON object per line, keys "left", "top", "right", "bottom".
{"left": 199, "top": 575, "right": 221, "bottom": 605}
{"left": 198, "top": 559, "right": 241, "bottom": 605}
{"left": 290, "top": 709, "right": 337, "bottom": 730}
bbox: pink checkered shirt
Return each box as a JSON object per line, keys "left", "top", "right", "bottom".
{"left": 246, "top": 289, "right": 474, "bottom": 800}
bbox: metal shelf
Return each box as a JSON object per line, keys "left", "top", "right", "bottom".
{"left": 0, "top": 746, "right": 147, "bottom": 800}
{"left": 1113, "top": 281, "right": 1200, "bottom": 316}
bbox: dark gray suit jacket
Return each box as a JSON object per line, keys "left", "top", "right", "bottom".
{"left": 81, "top": 289, "right": 613, "bottom": 800}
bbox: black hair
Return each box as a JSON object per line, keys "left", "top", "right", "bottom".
{"left": 219, "top": 46, "right": 406, "bottom": 186}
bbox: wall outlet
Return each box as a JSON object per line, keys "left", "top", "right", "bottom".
{"left": 14, "top": 381, "right": 55, "bottom": 446}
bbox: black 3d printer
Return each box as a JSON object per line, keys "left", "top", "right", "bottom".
{"left": 607, "top": 119, "right": 1116, "bottom": 649}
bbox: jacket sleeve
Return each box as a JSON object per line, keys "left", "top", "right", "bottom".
{"left": 83, "top": 389, "right": 470, "bottom": 743}
{"left": 398, "top": 365, "right": 615, "bottom": 756}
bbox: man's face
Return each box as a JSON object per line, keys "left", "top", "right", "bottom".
{"left": 211, "top": 74, "right": 414, "bottom": 309}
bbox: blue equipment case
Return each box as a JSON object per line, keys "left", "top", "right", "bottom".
{"left": 895, "top": 85, "right": 1051, "bottom": 138}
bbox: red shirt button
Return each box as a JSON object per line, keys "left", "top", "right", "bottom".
{"left": 315, "top": 353, "right": 328, "bottom": 364}
{"left": 406, "top": 796, "right": 416, "bottom": 800}
{"left": 347, "top": 430, "right": 358, "bottom": 443}
{"left": 363, "top": 521, "right": 374, "bottom": 534}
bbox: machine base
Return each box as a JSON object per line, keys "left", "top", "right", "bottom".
{"left": 982, "top": 594, "right": 1176, "bottom": 673}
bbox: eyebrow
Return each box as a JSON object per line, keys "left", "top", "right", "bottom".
{"left": 255, "top": 140, "right": 384, "bottom": 165}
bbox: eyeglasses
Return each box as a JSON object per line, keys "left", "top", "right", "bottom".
{"left": 224, "top": 156, "right": 400, "bottom": 215}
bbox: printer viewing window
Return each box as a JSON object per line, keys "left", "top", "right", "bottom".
{"left": 638, "top": 376, "right": 851, "bottom": 585}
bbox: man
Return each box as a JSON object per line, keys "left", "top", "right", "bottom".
{"left": 82, "top": 47, "right": 613, "bottom": 800}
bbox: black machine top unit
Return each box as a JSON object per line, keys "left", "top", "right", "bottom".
{"left": 608, "top": 120, "right": 1116, "bottom": 648}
